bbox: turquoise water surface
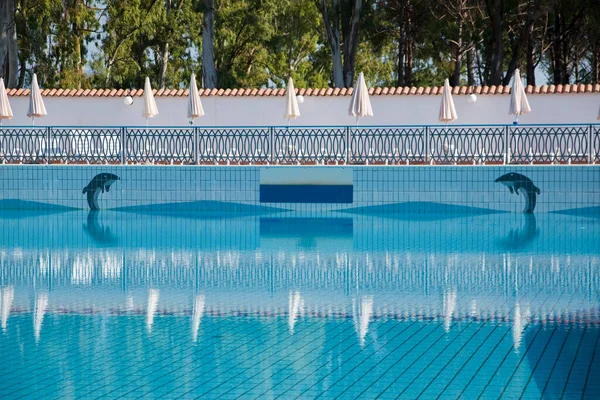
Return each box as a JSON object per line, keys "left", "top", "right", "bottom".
{"left": 0, "top": 210, "right": 599, "bottom": 399}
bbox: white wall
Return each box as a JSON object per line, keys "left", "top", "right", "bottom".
{"left": 4, "top": 92, "right": 600, "bottom": 127}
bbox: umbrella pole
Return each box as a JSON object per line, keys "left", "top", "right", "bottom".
{"left": 31, "top": 117, "right": 35, "bottom": 127}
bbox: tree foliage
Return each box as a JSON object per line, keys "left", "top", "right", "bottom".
{"left": 2, "top": 0, "right": 600, "bottom": 89}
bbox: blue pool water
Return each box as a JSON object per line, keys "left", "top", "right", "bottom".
{"left": 0, "top": 210, "right": 599, "bottom": 399}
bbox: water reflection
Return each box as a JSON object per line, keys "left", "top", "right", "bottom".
{"left": 0, "top": 211, "right": 598, "bottom": 398}
{"left": 33, "top": 292, "right": 48, "bottom": 343}
{"left": 496, "top": 214, "right": 539, "bottom": 251}
{"left": 83, "top": 211, "right": 119, "bottom": 245}
{"left": 512, "top": 303, "right": 531, "bottom": 354}
{"left": 353, "top": 296, "right": 373, "bottom": 347}
{"left": 0, "top": 286, "right": 13, "bottom": 332}
{"left": 146, "top": 288, "right": 159, "bottom": 333}
{"left": 191, "top": 294, "right": 205, "bottom": 343}
{"left": 288, "top": 291, "right": 304, "bottom": 335}
{"left": 0, "top": 212, "right": 597, "bottom": 345}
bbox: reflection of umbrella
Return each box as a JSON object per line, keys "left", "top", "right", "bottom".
{"left": 512, "top": 303, "right": 531, "bottom": 354}
{"left": 1, "top": 286, "right": 14, "bottom": 331}
{"left": 27, "top": 74, "right": 47, "bottom": 126}
{"left": 187, "top": 73, "right": 204, "bottom": 124}
{"left": 353, "top": 296, "right": 373, "bottom": 347}
{"left": 142, "top": 77, "right": 159, "bottom": 126}
{"left": 439, "top": 79, "right": 458, "bottom": 123}
{"left": 348, "top": 72, "right": 373, "bottom": 125}
{"left": 34, "top": 292, "right": 48, "bottom": 342}
{"left": 146, "top": 288, "right": 159, "bottom": 333}
{"left": 284, "top": 77, "right": 300, "bottom": 126}
{"left": 0, "top": 78, "right": 13, "bottom": 126}
{"left": 191, "top": 294, "right": 205, "bottom": 342}
{"left": 443, "top": 289, "right": 457, "bottom": 332}
{"left": 288, "top": 290, "right": 304, "bottom": 334}
{"left": 509, "top": 69, "right": 531, "bottom": 123}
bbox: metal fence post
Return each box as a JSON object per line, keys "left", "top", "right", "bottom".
{"left": 269, "top": 127, "right": 274, "bottom": 165}
{"left": 424, "top": 126, "right": 429, "bottom": 165}
{"left": 121, "top": 127, "right": 126, "bottom": 164}
{"left": 194, "top": 127, "right": 199, "bottom": 165}
{"left": 589, "top": 124, "right": 593, "bottom": 164}
{"left": 345, "top": 126, "right": 350, "bottom": 165}
{"left": 504, "top": 125, "right": 510, "bottom": 165}
{"left": 46, "top": 127, "right": 51, "bottom": 164}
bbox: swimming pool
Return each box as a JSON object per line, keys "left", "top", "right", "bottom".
{"left": 0, "top": 210, "right": 598, "bottom": 399}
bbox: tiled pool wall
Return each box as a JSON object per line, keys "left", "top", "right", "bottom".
{"left": 0, "top": 165, "right": 599, "bottom": 214}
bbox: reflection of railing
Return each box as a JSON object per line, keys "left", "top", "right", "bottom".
{"left": 0, "top": 124, "right": 599, "bottom": 165}
{"left": 2, "top": 248, "right": 598, "bottom": 294}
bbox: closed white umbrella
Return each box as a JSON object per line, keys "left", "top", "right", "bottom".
{"left": 187, "top": 73, "right": 204, "bottom": 124}
{"left": 348, "top": 72, "right": 373, "bottom": 125}
{"left": 284, "top": 77, "right": 300, "bottom": 126}
{"left": 439, "top": 78, "right": 458, "bottom": 123}
{"left": 0, "top": 78, "right": 13, "bottom": 126}
{"left": 27, "top": 73, "right": 47, "bottom": 126}
{"left": 509, "top": 69, "right": 531, "bottom": 123}
{"left": 142, "top": 77, "right": 158, "bottom": 126}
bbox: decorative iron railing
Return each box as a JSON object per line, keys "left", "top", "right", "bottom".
{"left": 0, "top": 124, "right": 598, "bottom": 165}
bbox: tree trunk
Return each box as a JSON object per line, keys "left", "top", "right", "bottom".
{"left": 159, "top": 0, "right": 171, "bottom": 89}
{"left": 0, "top": 0, "right": 9, "bottom": 85}
{"left": 341, "top": 0, "right": 362, "bottom": 88}
{"left": 319, "top": 0, "right": 344, "bottom": 88}
{"left": 485, "top": 0, "right": 503, "bottom": 85}
{"left": 396, "top": 29, "right": 404, "bottom": 86}
{"left": 452, "top": 7, "right": 463, "bottom": 87}
{"left": 526, "top": 23, "right": 535, "bottom": 86}
{"left": 202, "top": 0, "right": 217, "bottom": 88}
{"left": 552, "top": 11, "right": 564, "bottom": 84}
{"left": 594, "top": 50, "right": 599, "bottom": 84}
{"left": 5, "top": 0, "right": 16, "bottom": 87}
{"left": 404, "top": 31, "right": 413, "bottom": 86}
{"left": 466, "top": 47, "right": 475, "bottom": 86}
{"left": 159, "top": 43, "right": 169, "bottom": 88}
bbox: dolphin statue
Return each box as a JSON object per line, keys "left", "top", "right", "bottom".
{"left": 495, "top": 172, "right": 540, "bottom": 213}
{"left": 82, "top": 173, "right": 120, "bottom": 210}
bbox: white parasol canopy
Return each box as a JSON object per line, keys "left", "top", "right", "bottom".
{"left": 0, "top": 78, "right": 13, "bottom": 125}
{"left": 142, "top": 77, "right": 159, "bottom": 126}
{"left": 284, "top": 77, "right": 301, "bottom": 124}
{"left": 187, "top": 73, "right": 204, "bottom": 123}
{"left": 27, "top": 73, "right": 47, "bottom": 126}
{"left": 439, "top": 78, "right": 458, "bottom": 123}
{"left": 348, "top": 72, "right": 373, "bottom": 124}
{"left": 509, "top": 69, "right": 531, "bottom": 122}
